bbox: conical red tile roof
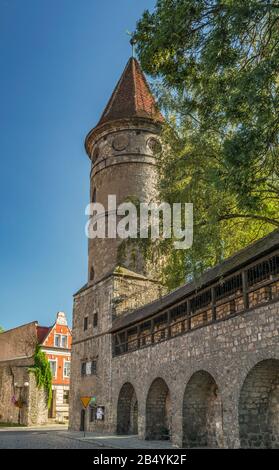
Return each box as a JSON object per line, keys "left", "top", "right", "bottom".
{"left": 97, "top": 57, "right": 164, "bottom": 126}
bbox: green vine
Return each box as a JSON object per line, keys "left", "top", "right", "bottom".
{"left": 29, "top": 345, "right": 52, "bottom": 408}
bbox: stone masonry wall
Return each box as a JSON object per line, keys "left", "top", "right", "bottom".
{"left": 113, "top": 272, "right": 164, "bottom": 317}
{"left": 27, "top": 371, "right": 48, "bottom": 426}
{"left": 69, "top": 269, "right": 163, "bottom": 432}
{"left": 69, "top": 275, "right": 113, "bottom": 432}
{"left": 70, "top": 285, "right": 279, "bottom": 447}
{"left": 0, "top": 358, "right": 48, "bottom": 426}
{"left": 109, "top": 301, "right": 279, "bottom": 448}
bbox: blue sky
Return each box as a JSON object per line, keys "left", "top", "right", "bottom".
{"left": 0, "top": 0, "right": 156, "bottom": 330}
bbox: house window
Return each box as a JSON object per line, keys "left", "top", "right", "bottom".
{"left": 54, "top": 334, "right": 60, "bottom": 347}
{"left": 49, "top": 360, "right": 56, "bottom": 377}
{"left": 64, "top": 360, "right": 71, "bottom": 378}
{"left": 84, "top": 317, "right": 88, "bottom": 331}
{"left": 93, "top": 313, "right": 98, "bottom": 327}
{"left": 61, "top": 335, "right": 68, "bottom": 348}
{"left": 63, "top": 390, "right": 69, "bottom": 404}
{"left": 81, "top": 362, "right": 86, "bottom": 376}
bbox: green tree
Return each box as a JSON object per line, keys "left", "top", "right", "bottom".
{"left": 0, "top": 326, "right": 4, "bottom": 333}
{"left": 134, "top": 0, "right": 279, "bottom": 288}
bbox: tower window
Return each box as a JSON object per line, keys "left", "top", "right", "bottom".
{"left": 92, "top": 188, "right": 97, "bottom": 203}
{"left": 90, "top": 266, "right": 95, "bottom": 281}
{"left": 84, "top": 316, "right": 88, "bottom": 331}
{"left": 147, "top": 137, "right": 161, "bottom": 154}
{"left": 93, "top": 313, "right": 98, "bottom": 327}
{"left": 81, "top": 362, "right": 86, "bottom": 376}
{"left": 91, "top": 360, "right": 97, "bottom": 375}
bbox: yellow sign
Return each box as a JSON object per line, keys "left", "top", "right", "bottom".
{"left": 80, "top": 396, "right": 91, "bottom": 408}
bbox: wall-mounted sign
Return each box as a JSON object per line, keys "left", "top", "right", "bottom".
{"left": 96, "top": 406, "right": 105, "bottom": 421}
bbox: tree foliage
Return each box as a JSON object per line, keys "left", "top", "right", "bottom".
{"left": 29, "top": 345, "right": 52, "bottom": 408}
{"left": 134, "top": 0, "right": 279, "bottom": 288}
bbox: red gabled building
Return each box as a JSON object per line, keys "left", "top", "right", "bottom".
{"left": 37, "top": 312, "right": 72, "bottom": 422}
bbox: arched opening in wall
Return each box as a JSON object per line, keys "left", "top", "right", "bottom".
{"left": 182, "top": 370, "right": 223, "bottom": 448}
{"left": 117, "top": 383, "right": 138, "bottom": 435}
{"left": 145, "top": 378, "right": 171, "bottom": 440}
{"left": 239, "top": 359, "right": 279, "bottom": 448}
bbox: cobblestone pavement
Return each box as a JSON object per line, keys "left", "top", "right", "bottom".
{"left": 62, "top": 431, "right": 175, "bottom": 449}
{"left": 0, "top": 428, "right": 175, "bottom": 449}
{"left": 0, "top": 430, "right": 111, "bottom": 449}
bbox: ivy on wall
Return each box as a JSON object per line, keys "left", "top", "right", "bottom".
{"left": 29, "top": 345, "right": 52, "bottom": 408}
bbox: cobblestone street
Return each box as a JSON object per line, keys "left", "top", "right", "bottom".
{"left": 0, "top": 427, "right": 175, "bottom": 449}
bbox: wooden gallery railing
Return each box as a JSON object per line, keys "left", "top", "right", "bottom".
{"left": 112, "top": 251, "right": 279, "bottom": 357}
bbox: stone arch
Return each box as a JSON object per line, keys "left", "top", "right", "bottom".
{"left": 239, "top": 359, "right": 279, "bottom": 448}
{"left": 117, "top": 382, "right": 138, "bottom": 435}
{"left": 145, "top": 377, "right": 171, "bottom": 440}
{"left": 183, "top": 370, "right": 223, "bottom": 448}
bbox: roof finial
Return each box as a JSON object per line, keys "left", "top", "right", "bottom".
{"left": 126, "top": 30, "right": 137, "bottom": 58}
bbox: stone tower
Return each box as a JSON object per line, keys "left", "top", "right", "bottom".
{"left": 69, "top": 57, "right": 164, "bottom": 433}
{"left": 85, "top": 57, "right": 164, "bottom": 285}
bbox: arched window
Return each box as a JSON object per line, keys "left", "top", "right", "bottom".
{"left": 90, "top": 265, "right": 95, "bottom": 281}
